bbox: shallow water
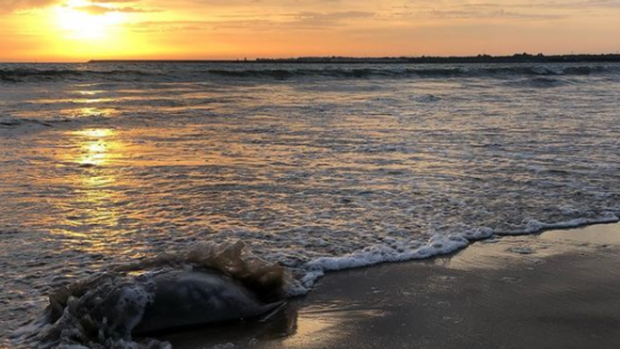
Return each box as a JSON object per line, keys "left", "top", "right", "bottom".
{"left": 1, "top": 62, "right": 620, "bottom": 346}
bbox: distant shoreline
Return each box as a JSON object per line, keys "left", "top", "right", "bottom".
{"left": 88, "top": 53, "right": 620, "bottom": 64}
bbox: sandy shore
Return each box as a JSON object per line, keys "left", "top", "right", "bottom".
{"left": 158, "top": 223, "right": 620, "bottom": 349}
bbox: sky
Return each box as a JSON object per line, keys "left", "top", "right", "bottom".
{"left": 1, "top": 0, "right": 620, "bottom": 61}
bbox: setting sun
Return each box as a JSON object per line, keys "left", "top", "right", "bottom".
{"left": 55, "top": 1, "right": 125, "bottom": 40}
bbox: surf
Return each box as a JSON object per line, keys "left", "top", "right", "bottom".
{"left": 11, "top": 242, "right": 290, "bottom": 349}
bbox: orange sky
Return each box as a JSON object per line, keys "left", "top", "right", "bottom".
{"left": 1, "top": 0, "right": 620, "bottom": 62}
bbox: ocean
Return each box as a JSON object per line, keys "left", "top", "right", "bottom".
{"left": 1, "top": 62, "right": 620, "bottom": 348}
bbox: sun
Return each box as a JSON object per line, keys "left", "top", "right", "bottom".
{"left": 55, "top": 0, "right": 125, "bottom": 40}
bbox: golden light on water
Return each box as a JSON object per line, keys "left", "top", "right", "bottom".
{"left": 51, "top": 127, "right": 125, "bottom": 250}
{"left": 76, "top": 128, "right": 115, "bottom": 138}
{"left": 280, "top": 308, "right": 388, "bottom": 348}
{"left": 72, "top": 106, "right": 116, "bottom": 119}
{"left": 74, "top": 128, "right": 117, "bottom": 166}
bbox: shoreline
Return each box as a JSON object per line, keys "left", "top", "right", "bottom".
{"left": 292, "top": 216, "right": 620, "bottom": 296}
{"left": 160, "top": 223, "right": 620, "bottom": 349}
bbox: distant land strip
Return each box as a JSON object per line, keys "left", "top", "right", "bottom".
{"left": 89, "top": 53, "right": 620, "bottom": 64}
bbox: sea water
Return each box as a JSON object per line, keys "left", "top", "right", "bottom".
{"left": 1, "top": 62, "right": 620, "bottom": 347}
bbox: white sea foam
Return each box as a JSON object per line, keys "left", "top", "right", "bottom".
{"left": 504, "top": 214, "right": 620, "bottom": 235}
{"left": 11, "top": 242, "right": 288, "bottom": 349}
{"left": 294, "top": 234, "right": 469, "bottom": 294}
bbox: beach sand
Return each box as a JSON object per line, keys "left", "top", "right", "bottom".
{"left": 159, "top": 223, "right": 620, "bottom": 349}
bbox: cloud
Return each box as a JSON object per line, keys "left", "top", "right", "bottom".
{"left": 0, "top": 0, "right": 144, "bottom": 13}
{"left": 456, "top": 0, "right": 620, "bottom": 11}
{"left": 127, "top": 11, "right": 375, "bottom": 33}
{"left": 419, "top": 8, "right": 564, "bottom": 20}
{"left": 75, "top": 4, "right": 157, "bottom": 15}
{"left": 539, "top": 0, "right": 620, "bottom": 9}
{"left": 289, "top": 11, "right": 375, "bottom": 27}
{"left": 385, "top": 1, "right": 620, "bottom": 20}
{"left": 0, "top": 0, "right": 159, "bottom": 15}
{"left": 0, "top": 0, "right": 59, "bottom": 12}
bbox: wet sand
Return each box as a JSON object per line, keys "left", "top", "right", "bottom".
{"left": 159, "top": 223, "right": 620, "bottom": 349}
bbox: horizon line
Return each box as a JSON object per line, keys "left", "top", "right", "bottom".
{"left": 2, "top": 52, "right": 620, "bottom": 64}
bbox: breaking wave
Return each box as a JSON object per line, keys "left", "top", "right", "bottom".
{"left": 11, "top": 212, "right": 620, "bottom": 349}
{"left": 0, "top": 69, "right": 159, "bottom": 83}
{"left": 201, "top": 65, "right": 619, "bottom": 80}
{"left": 1, "top": 64, "right": 619, "bottom": 83}
{"left": 11, "top": 241, "right": 289, "bottom": 349}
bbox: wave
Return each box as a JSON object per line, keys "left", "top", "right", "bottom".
{"left": 0, "top": 115, "right": 110, "bottom": 132}
{"left": 297, "top": 213, "right": 620, "bottom": 290}
{"left": 0, "top": 69, "right": 159, "bottom": 83}
{"left": 0, "top": 116, "right": 56, "bottom": 130}
{"left": 12, "top": 241, "right": 289, "bottom": 349}
{"left": 1, "top": 64, "right": 619, "bottom": 83}
{"left": 206, "top": 65, "right": 619, "bottom": 80}
{"left": 9, "top": 212, "right": 620, "bottom": 348}
{"left": 502, "top": 76, "right": 574, "bottom": 88}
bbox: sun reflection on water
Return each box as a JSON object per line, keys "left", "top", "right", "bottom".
{"left": 72, "top": 107, "right": 115, "bottom": 120}
{"left": 78, "top": 98, "right": 114, "bottom": 104}
{"left": 52, "top": 128, "right": 128, "bottom": 254}
{"left": 75, "top": 128, "right": 115, "bottom": 138}
{"left": 74, "top": 128, "right": 117, "bottom": 166}
{"left": 75, "top": 90, "right": 103, "bottom": 96}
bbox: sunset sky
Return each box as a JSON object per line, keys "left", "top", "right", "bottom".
{"left": 2, "top": 0, "right": 620, "bottom": 62}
